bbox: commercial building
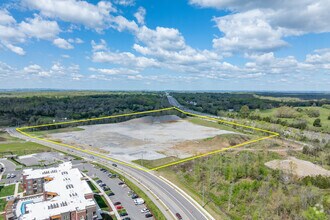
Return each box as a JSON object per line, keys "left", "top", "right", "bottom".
{"left": 6, "top": 162, "right": 97, "bottom": 220}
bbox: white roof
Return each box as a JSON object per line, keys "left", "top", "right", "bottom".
{"left": 18, "top": 162, "right": 95, "bottom": 220}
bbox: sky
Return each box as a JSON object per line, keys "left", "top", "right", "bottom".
{"left": 0, "top": 0, "right": 330, "bottom": 91}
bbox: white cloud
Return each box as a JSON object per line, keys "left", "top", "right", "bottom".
{"left": 53, "top": 38, "right": 74, "bottom": 49}
{"left": 19, "top": 15, "right": 60, "bottom": 40}
{"left": 89, "top": 67, "right": 139, "bottom": 75}
{"left": 212, "top": 10, "right": 287, "bottom": 53}
{"left": 91, "top": 40, "right": 159, "bottom": 69}
{"left": 4, "top": 43, "right": 26, "bottom": 55}
{"left": 0, "top": 10, "right": 16, "bottom": 24}
{"left": 192, "top": 0, "right": 330, "bottom": 54}
{"left": 22, "top": 0, "right": 116, "bottom": 30}
{"left": 134, "top": 7, "right": 146, "bottom": 25}
{"left": 68, "top": 38, "right": 84, "bottom": 44}
{"left": 114, "top": 0, "right": 135, "bottom": 6}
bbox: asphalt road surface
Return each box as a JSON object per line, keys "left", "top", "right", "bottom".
{"left": 7, "top": 128, "right": 212, "bottom": 220}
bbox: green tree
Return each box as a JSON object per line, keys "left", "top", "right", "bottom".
{"left": 313, "top": 118, "right": 322, "bottom": 127}
{"left": 240, "top": 105, "right": 250, "bottom": 117}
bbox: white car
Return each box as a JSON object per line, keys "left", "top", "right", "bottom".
{"left": 141, "top": 208, "right": 149, "bottom": 213}
{"left": 134, "top": 198, "right": 145, "bottom": 205}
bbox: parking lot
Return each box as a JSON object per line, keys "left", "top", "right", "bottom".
{"left": 0, "top": 158, "right": 22, "bottom": 184}
{"left": 74, "top": 162, "right": 154, "bottom": 220}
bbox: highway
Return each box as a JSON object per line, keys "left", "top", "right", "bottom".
{"left": 7, "top": 127, "right": 213, "bottom": 220}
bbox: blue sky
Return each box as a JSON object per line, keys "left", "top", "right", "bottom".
{"left": 0, "top": 0, "right": 329, "bottom": 91}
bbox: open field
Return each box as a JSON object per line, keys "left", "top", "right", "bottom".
{"left": 0, "top": 142, "right": 51, "bottom": 156}
{"left": 258, "top": 106, "right": 330, "bottom": 132}
{"left": 47, "top": 115, "right": 239, "bottom": 162}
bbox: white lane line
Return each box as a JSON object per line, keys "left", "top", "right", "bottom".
{"left": 132, "top": 168, "right": 198, "bottom": 220}
{"left": 160, "top": 176, "right": 215, "bottom": 220}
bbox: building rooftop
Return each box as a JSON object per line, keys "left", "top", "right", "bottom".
{"left": 18, "top": 162, "right": 95, "bottom": 220}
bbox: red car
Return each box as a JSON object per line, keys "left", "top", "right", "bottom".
{"left": 176, "top": 213, "right": 182, "bottom": 219}
{"left": 115, "top": 205, "right": 123, "bottom": 210}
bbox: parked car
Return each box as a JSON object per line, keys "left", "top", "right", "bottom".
{"left": 176, "top": 213, "right": 182, "bottom": 220}
{"left": 118, "top": 182, "right": 124, "bottom": 185}
{"left": 108, "top": 192, "right": 115, "bottom": 196}
{"left": 119, "top": 212, "right": 128, "bottom": 217}
{"left": 115, "top": 205, "right": 123, "bottom": 210}
{"left": 133, "top": 198, "right": 144, "bottom": 205}
{"left": 112, "top": 163, "right": 117, "bottom": 167}
{"left": 122, "top": 217, "right": 131, "bottom": 220}
{"left": 99, "top": 183, "right": 106, "bottom": 187}
{"left": 103, "top": 186, "right": 110, "bottom": 191}
{"left": 131, "top": 194, "right": 138, "bottom": 199}
{"left": 141, "top": 208, "right": 149, "bottom": 213}
{"left": 145, "top": 213, "right": 153, "bottom": 218}
{"left": 114, "top": 202, "right": 121, "bottom": 206}
{"left": 96, "top": 180, "right": 102, "bottom": 184}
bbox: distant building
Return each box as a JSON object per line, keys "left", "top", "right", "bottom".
{"left": 5, "top": 162, "right": 97, "bottom": 220}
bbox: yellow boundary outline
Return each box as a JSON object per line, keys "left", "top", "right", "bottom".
{"left": 16, "top": 107, "right": 279, "bottom": 172}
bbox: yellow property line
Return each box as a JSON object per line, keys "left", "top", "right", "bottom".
{"left": 16, "top": 106, "right": 279, "bottom": 172}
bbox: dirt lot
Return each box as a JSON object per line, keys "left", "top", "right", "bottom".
{"left": 265, "top": 156, "right": 330, "bottom": 177}
{"left": 49, "top": 115, "right": 236, "bottom": 162}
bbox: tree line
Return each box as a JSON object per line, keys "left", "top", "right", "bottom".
{"left": 0, "top": 93, "right": 170, "bottom": 127}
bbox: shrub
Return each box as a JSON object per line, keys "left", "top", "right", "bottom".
{"left": 305, "top": 109, "right": 320, "bottom": 118}
{"left": 290, "top": 119, "right": 308, "bottom": 129}
{"left": 313, "top": 118, "right": 322, "bottom": 127}
{"left": 275, "top": 106, "right": 298, "bottom": 118}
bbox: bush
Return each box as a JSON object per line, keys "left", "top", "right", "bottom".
{"left": 313, "top": 118, "right": 322, "bottom": 127}
{"left": 305, "top": 109, "right": 320, "bottom": 118}
{"left": 290, "top": 119, "right": 308, "bottom": 129}
{"left": 275, "top": 106, "right": 298, "bottom": 118}
{"left": 301, "top": 175, "right": 330, "bottom": 189}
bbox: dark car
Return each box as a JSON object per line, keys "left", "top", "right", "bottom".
{"left": 96, "top": 180, "right": 102, "bottom": 184}
{"left": 122, "top": 218, "right": 131, "bottom": 220}
{"left": 145, "top": 213, "right": 153, "bottom": 218}
{"left": 119, "top": 212, "right": 128, "bottom": 217}
{"left": 112, "top": 163, "right": 117, "bottom": 167}
{"left": 114, "top": 202, "right": 121, "bottom": 206}
{"left": 108, "top": 192, "right": 115, "bottom": 196}
{"left": 118, "top": 182, "right": 124, "bottom": 185}
{"left": 131, "top": 194, "right": 138, "bottom": 199}
{"left": 103, "top": 186, "right": 110, "bottom": 191}
{"left": 176, "top": 213, "right": 182, "bottom": 219}
{"left": 100, "top": 168, "right": 105, "bottom": 171}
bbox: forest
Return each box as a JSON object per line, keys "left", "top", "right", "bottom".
{"left": 171, "top": 92, "right": 330, "bottom": 115}
{"left": 0, "top": 92, "right": 170, "bottom": 127}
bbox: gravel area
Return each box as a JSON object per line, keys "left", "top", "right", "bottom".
{"left": 265, "top": 156, "right": 330, "bottom": 177}
{"left": 50, "top": 115, "right": 235, "bottom": 161}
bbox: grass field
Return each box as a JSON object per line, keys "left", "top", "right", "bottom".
{"left": 27, "top": 127, "right": 84, "bottom": 137}
{"left": 188, "top": 117, "right": 238, "bottom": 132}
{"left": 258, "top": 106, "right": 330, "bottom": 133}
{"left": 133, "top": 157, "right": 178, "bottom": 169}
{"left": 0, "top": 141, "right": 51, "bottom": 156}
{"left": 0, "top": 199, "right": 7, "bottom": 212}
{"left": 0, "top": 184, "right": 15, "bottom": 197}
